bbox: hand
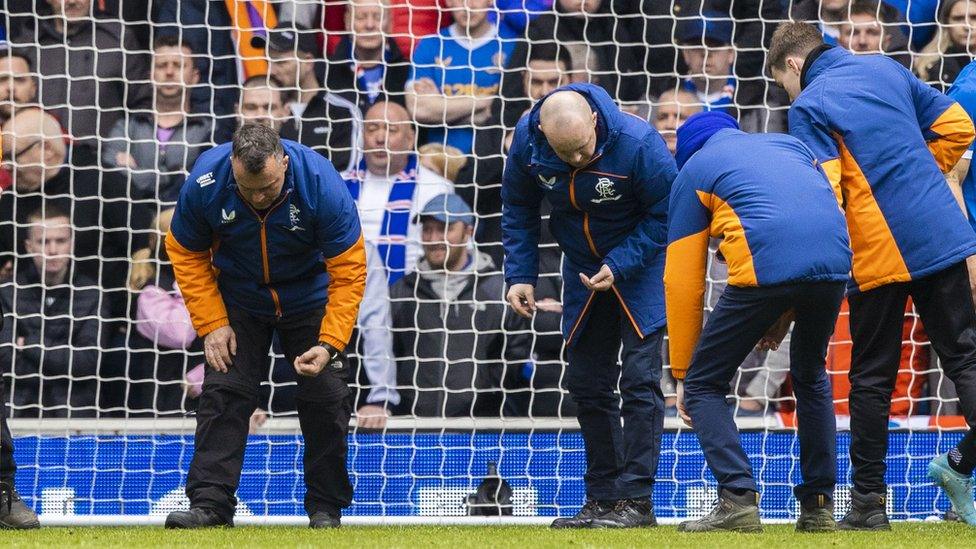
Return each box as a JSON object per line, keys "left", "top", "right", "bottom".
{"left": 411, "top": 78, "right": 439, "bottom": 96}
{"left": 249, "top": 408, "right": 268, "bottom": 434}
{"left": 757, "top": 309, "right": 794, "bottom": 352}
{"left": 115, "top": 151, "right": 137, "bottom": 169}
{"left": 203, "top": 326, "right": 237, "bottom": 373}
{"left": 356, "top": 404, "right": 389, "bottom": 430}
{"left": 535, "top": 298, "right": 562, "bottom": 314}
{"left": 579, "top": 265, "right": 614, "bottom": 292}
{"left": 472, "top": 96, "right": 494, "bottom": 125}
{"left": 507, "top": 284, "right": 536, "bottom": 318}
{"left": 676, "top": 380, "right": 692, "bottom": 427}
{"left": 294, "top": 343, "right": 343, "bottom": 377}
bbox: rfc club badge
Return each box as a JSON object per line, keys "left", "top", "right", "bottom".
{"left": 591, "top": 177, "right": 622, "bottom": 204}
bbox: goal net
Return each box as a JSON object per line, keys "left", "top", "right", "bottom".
{"left": 0, "top": 0, "right": 968, "bottom": 524}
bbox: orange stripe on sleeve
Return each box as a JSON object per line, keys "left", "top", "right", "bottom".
{"left": 320, "top": 234, "right": 367, "bottom": 351}
{"left": 928, "top": 102, "right": 976, "bottom": 174}
{"left": 664, "top": 228, "right": 709, "bottom": 380}
{"left": 164, "top": 231, "right": 229, "bottom": 337}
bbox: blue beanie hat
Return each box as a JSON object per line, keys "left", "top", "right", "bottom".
{"left": 675, "top": 111, "right": 740, "bottom": 169}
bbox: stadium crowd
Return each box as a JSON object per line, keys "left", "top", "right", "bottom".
{"left": 0, "top": 0, "right": 973, "bottom": 423}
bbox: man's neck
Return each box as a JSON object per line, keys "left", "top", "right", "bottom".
{"left": 298, "top": 71, "right": 320, "bottom": 104}
{"left": 353, "top": 44, "right": 384, "bottom": 67}
{"left": 155, "top": 96, "right": 189, "bottom": 126}
{"left": 458, "top": 21, "right": 492, "bottom": 40}
{"left": 445, "top": 249, "right": 470, "bottom": 272}
{"left": 44, "top": 269, "right": 68, "bottom": 286}
{"left": 693, "top": 75, "right": 730, "bottom": 96}
{"left": 370, "top": 154, "right": 409, "bottom": 177}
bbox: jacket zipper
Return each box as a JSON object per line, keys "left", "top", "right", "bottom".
{"left": 239, "top": 190, "right": 291, "bottom": 318}
{"left": 567, "top": 153, "right": 604, "bottom": 259}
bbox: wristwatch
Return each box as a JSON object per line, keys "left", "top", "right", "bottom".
{"left": 318, "top": 342, "right": 345, "bottom": 372}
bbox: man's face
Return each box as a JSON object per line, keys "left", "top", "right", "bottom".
{"left": 682, "top": 43, "right": 735, "bottom": 79}
{"left": 421, "top": 218, "right": 470, "bottom": 269}
{"left": 0, "top": 55, "right": 37, "bottom": 119}
{"left": 948, "top": 1, "right": 976, "bottom": 50}
{"left": 25, "top": 215, "right": 72, "bottom": 280}
{"left": 821, "top": 0, "right": 849, "bottom": 12}
{"left": 232, "top": 154, "right": 290, "bottom": 210}
{"left": 239, "top": 86, "right": 288, "bottom": 131}
{"left": 268, "top": 49, "right": 313, "bottom": 90}
{"left": 1, "top": 131, "right": 66, "bottom": 192}
{"left": 152, "top": 46, "right": 198, "bottom": 101}
{"left": 557, "top": 0, "right": 602, "bottom": 14}
{"left": 772, "top": 60, "right": 803, "bottom": 102}
{"left": 524, "top": 60, "right": 568, "bottom": 102}
{"left": 544, "top": 112, "right": 597, "bottom": 168}
{"left": 838, "top": 14, "right": 889, "bottom": 53}
{"left": 363, "top": 107, "right": 414, "bottom": 174}
{"left": 47, "top": 0, "right": 91, "bottom": 19}
{"left": 349, "top": 0, "right": 386, "bottom": 52}
{"left": 447, "top": 0, "right": 492, "bottom": 33}
{"left": 654, "top": 96, "right": 702, "bottom": 155}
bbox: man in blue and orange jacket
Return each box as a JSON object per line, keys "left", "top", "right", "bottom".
{"left": 503, "top": 83, "right": 676, "bottom": 528}
{"left": 770, "top": 21, "right": 976, "bottom": 528}
{"left": 164, "top": 124, "right": 366, "bottom": 529}
{"left": 666, "top": 112, "right": 852, "bottom": 533}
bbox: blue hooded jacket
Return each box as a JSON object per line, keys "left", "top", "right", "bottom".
{"left": 502, "top": 83, "right": 677, "bottom": 345}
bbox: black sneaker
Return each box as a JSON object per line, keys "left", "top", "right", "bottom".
{"left": 590, "top": 498, "right": 657, "bottom": 528}
{"left": 309, "top": 511, "right": 341, "bottom": 529}
{"left": 796, "top": 494, "right": 836, "bottom": 532}
{"left": 0, "top": 482, "right": 40, "bottom": 530}
{"left": 550, "top": 499, "right": 611, "bottom": 529}
{"left": 678, "top": 489, "right": 762, "bottom": 533}
{"left": 164, "top": 507, "right": 233, "bottom": 529}
{"left": 838, "top": 490, "right": 890, "bottom": 531}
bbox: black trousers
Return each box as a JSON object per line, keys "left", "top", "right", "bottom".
{"left": 684, "top": 281, "right": 845, "bottom": 501}
{"left": 186, "top": 307, "right": 352, "bottom": 520}
{"left": 1, "top": 376, "right": 14, "bottom": 484}
{"left": 849, "top": 260, "right": 976, "bottom": 493}
{"left": 565, "top": 291, "right": 665, "bottom": 501}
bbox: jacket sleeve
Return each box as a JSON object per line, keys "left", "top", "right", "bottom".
{"left": 316, "top": 169, "right": 367, "bottom": 351}
{"left": 788, "top": 97, "right": 843, "bottom": 207}
{"left": 501, "top": 123, "right": 544, "bottom": 286}
{"left": 910, "top": 72, "right": 976, "bottom": 173}
{"left": 358, "top": 242, "right": 399, "bottom": 406}
{"left": 166, "top": 174, "right": 229, "bottom": 337}
{"left": 663, "top": 171, "right": 711, "bottom": 380}
{"left": 604, "top": 132, "right": 677, "bottom": 281}
{"left": 136, "top": 285, "right": 198, "bottom": 350}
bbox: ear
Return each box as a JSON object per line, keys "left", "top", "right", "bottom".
{"left": 590, "top": 111, "right": 597, "bottom": 126}
{"left": 786, "top": 57, "right": 802, "bottom": 75}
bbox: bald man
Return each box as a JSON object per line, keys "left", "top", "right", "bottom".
{"left": 0, "top": 108, "right": 141, "bottom": 317}
{"left": 503, "top": 83, "right": 676, "bottom": 528}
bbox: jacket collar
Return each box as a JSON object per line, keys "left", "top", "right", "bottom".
{"left": 801, "top": 45, "right": 841, "bottom": 90}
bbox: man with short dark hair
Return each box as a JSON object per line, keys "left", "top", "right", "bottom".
{"left": 835, "top": 0, "right": 910, "bottom": 67}
{"left": 236, "top": 75, "right": 291, "bottom": 133}
{"left": 0, "top": 47, "right": 37, "bottom": 126}
{"left": 770, "top": 20, "right": 976, "bottom": 529}
{"left": 164, "top": 124, "right": 366, "bottom": 529}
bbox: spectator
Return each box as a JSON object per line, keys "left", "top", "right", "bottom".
{"left": 11, "top": 0, "right": 149, "bottom": 147}
{"left": 102, "top": 36, "right": 213, "bottom": 204}
{"left": 0, "top": 109, "right": 141, "bottom": 316}
{"left": 836, "top": 0, "right": 911, "bottom": 67}
{"left": 314, "top": 0, "right": 451, "bottom": 58}
{"left": 917, "top": 0, "right": 976, "bottom": 87}
{"left": 262, "top": 24, "right": 364, "bottom": 174}
{"left": 405, "top": 0, "right": 516, "bottom": 155}
{"left": 0, "top": 204, "right": 105, "bottom": 417}
{"left": 0, "top": 47, "right": 37, "bottom": 127}
{"left": 237, "top": 76, "right": 291, "bottom": 132}
{"left": 324, "top": 0, "right": 411, "bottom": 112}
{"left": 676, "top": 12, "right": 737, "bottom": 114}
{"left": 126, "top": 208, "right": 201, "bottom": 415}
{"left": 343, "top": 101, "right": 452, "bottom": 283}
{"left": 390, "top": 194, "right": 530, "bottom": 417}
{"left": 652, "top": 89, "right": 702, "bottom": 155}
{"left": 789, "top": 0, "right": 853, "bottom": 44}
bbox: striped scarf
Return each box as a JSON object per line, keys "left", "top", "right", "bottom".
{"left": 224, "top": 0, "right": 278, "bottom": 80}
{"left": 346, "top": 155, "right": 419, "bottom": 285}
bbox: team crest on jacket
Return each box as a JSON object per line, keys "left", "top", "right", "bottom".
{"left": 591, "top": 177, "right": 622, "bottom": 203}
{"left": 538, "top": 174, "right": 556, "bottom": 189}
{"left": 289, "top": 204, "right": 305, "bottom": 231}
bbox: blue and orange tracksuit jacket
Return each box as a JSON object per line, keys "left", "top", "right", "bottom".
{"left": 166, "top": 139, "right": 367, "bottom": 351}
{"left": 789, "top": 46, "right": 976, "bottom": 294}
{"left": 664, "top": 129, "right": 852, "bottom": 379}
{"left": 502, "top": 83, "right": 677, "bottom": 345}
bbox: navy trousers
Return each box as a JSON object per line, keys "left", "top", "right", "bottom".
{"left": 565, "top": 291, "right": 665, "bottom": 501}
{"left": 684, "top": 281, "right": 845, "bottom": 502}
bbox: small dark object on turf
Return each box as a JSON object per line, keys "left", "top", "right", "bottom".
{"left": 464, "top": 461, "right": 513, "bottom": 516}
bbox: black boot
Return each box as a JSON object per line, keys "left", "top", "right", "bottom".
{"left": 0, "top": 482, "right": 39, "bottom": 530}
{"left": 838, "top": 490, "right": 890, "bottom": 531}
{"left": 550, "top": 499, "right": 612, "bottom": 529}
{"left": 678, "top": 489, "right": 762, "bottom": 533}
{"left": 309, "top": 511, "right": 341, "bottom": 528}
{"left": 164, "top": 507, "right": 233, "bottom": 529}
{"left": 590, "top": 498, "right": 657, "bottom": 528}
{"left": 796, "top": 494, "right": 836, "bottom": 532}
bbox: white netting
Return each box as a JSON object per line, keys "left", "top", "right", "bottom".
{"left": 0, "top": 0, "right": 970, "bottom": 522}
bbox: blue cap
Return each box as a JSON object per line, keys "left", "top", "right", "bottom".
{"left": 677, "top": 11, "right": 734, "bottom": 45}
{"left": 416, "top": 193, "right": 475, "bottom": 227}
{"left": 675, "top": 111, "right": 739, "bottom": 169}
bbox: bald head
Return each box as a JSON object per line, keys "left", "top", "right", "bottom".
{"left": 363, "top": 100, "right": 416, "bottom": 175}
{"left": 538, "top": 91, "right": 597, "bottom": 168}
{"left": 2, "top": 108, "right": 66, "bottom": 190}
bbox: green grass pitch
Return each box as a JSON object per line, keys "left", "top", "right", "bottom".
{"left": 5, "top": 524, "right": 976, "bottom": 548}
